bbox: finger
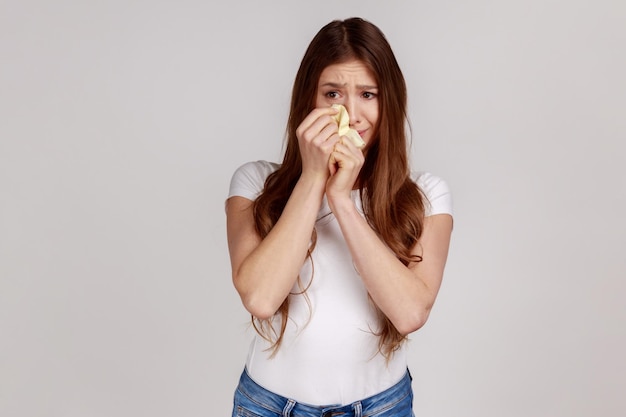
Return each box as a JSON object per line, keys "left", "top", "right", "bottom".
{"left": 314, "top": 125, "right": 340, "bottom": 150}
{"left": 329, "top": 147, "right": 351, "bottom": 168}
{"left": 335, "top": 136, "right": 365, "bottom": 160}
{"left": 332, "top": 142, "right": 364, "bottom": 170}
{"left": 299, "top": 116, "right": 338, "bottom": 146}
{"left": 296, "top": 107, "right": 340, "bottom": 139}
{"left": 328, "top": 153, "right": 338, "bottom": 175}
{"left": 332, "top": 137, "right": 353, "bottom": 156}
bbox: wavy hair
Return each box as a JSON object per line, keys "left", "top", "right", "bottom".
{"left": 252, "top": 17, "right": 426, "bottom": 359}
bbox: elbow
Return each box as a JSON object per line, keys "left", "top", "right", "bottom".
{"left": 241, "top": 294, "right": 279, "bottom": 321}
{"left": 234, "top": 279, "right": 279, "bottom": 320}
{"left": 395, "top": 307, "right": 431, "bottom": 336}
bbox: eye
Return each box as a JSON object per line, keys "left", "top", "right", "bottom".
{"left": 326, "top": 91, "right": 339, "bottom": 99}
{"left": 362, "top": 91, "right": 377, "bottom": 99}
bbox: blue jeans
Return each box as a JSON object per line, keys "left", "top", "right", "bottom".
{"left": 232, "top": 368, "right": 415, "bottom": 417}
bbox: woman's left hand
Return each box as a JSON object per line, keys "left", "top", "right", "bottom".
{"left": 326, "top": 136, "right": 365, "bottom": 205}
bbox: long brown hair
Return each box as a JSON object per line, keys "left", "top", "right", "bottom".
{"left": 252, "top": 17, "right": 426, "bottom": 359}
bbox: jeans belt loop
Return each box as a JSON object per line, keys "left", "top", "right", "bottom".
{"left": 282, "top": 399, "right": 296, "bottom": 417}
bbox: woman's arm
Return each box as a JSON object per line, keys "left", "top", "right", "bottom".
{"left": 326, "top": 138, "right": 453, "bottom": 335}
{"left": 330, "top": 200, "right": 453, "bottom": 335}
{"left": 226, "top": 175, "right": 326, "bottom": 320}
{"left": 226, "top": 108, "right": 341, "bottom": 320}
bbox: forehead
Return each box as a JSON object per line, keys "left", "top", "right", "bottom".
{"left": 318, "top": 60, "right": 376, "bottom": 85}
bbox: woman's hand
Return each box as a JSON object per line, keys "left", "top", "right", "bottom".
{"left": 326, "top": 136, "right": 365, "bottom": 208}
{"left": 295, "top": 107, "right": 342, "bottom": 182}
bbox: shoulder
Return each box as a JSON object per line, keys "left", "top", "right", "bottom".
{"left": 228, "top": 160, "right": 280, "bottom": 201}
{"left": 411, "top": 171, "right": 454, "bottom": 217}
{"left": 232, "top": 160, "right": 280, "bottom": 182}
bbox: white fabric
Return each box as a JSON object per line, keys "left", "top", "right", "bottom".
{"left": 227, "top": 160, "right": 453, "bottom": 405}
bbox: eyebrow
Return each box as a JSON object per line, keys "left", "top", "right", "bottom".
{"left": 319, "top": 82, "right": 378, "bottom": 90}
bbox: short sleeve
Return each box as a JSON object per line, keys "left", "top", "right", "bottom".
{"left": 227, "top": 160, "right": 280, "bottom": 201}
{"left": 414, "top": 172, "right": 453, "bottom": 217}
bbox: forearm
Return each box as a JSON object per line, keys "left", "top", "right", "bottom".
{"left": 329, "top": 197, "right": 435, "bottom": 334}
{"left": 234, "top": 174, "right": 326, "bottom": 319}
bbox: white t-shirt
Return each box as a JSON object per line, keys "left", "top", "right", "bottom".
{"left": 227, "top": 160, "right": 453, "bottom": 405}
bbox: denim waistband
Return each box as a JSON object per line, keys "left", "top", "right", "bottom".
{"left": 235, "top": 367, "right": 413, "bottom": 417}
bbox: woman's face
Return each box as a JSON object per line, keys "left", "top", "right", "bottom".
{"left": 315, "top": 60, "right": 379, "bottom": 147}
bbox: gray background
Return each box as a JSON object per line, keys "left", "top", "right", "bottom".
{"left": 1, "top": 0, "right": 625, "bottom": 416}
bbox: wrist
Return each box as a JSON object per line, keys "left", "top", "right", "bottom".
{"left": 327, "top": 192, "right": 357, "bottom": 216}
{"left": 298, "top": 171, "right": 328, "bottom": 195}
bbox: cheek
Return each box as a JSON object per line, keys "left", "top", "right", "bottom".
{"left": 314, "top": 92, "right": 329, "bottom": 109}
{"left": 368, "top": 106, "right": 380, "bottom": 126}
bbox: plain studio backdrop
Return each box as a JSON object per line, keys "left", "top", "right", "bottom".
{"left": 1, "top": 1, "right": 624, "bottom": 416}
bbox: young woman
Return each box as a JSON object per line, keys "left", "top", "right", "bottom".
{"left": 226, "top": 17, "right": 453, "bottom": 417}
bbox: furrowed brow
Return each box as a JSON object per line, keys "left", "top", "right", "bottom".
{"left": 319, "top": 82, "right": 346, "bottom": 88}
{"left": 319, "top": 82, "right": 378, "bottom": 90}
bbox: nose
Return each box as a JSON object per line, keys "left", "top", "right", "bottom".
{"left": 343, "top": 99, "right": 360, "bottom": 126}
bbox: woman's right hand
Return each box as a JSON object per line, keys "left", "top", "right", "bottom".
{"left": 295, "top": 107, "right": 341, "bottom": 181}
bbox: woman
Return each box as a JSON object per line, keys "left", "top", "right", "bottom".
{"left": 226, "top": 17, "right": 453, "bottom": 417}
